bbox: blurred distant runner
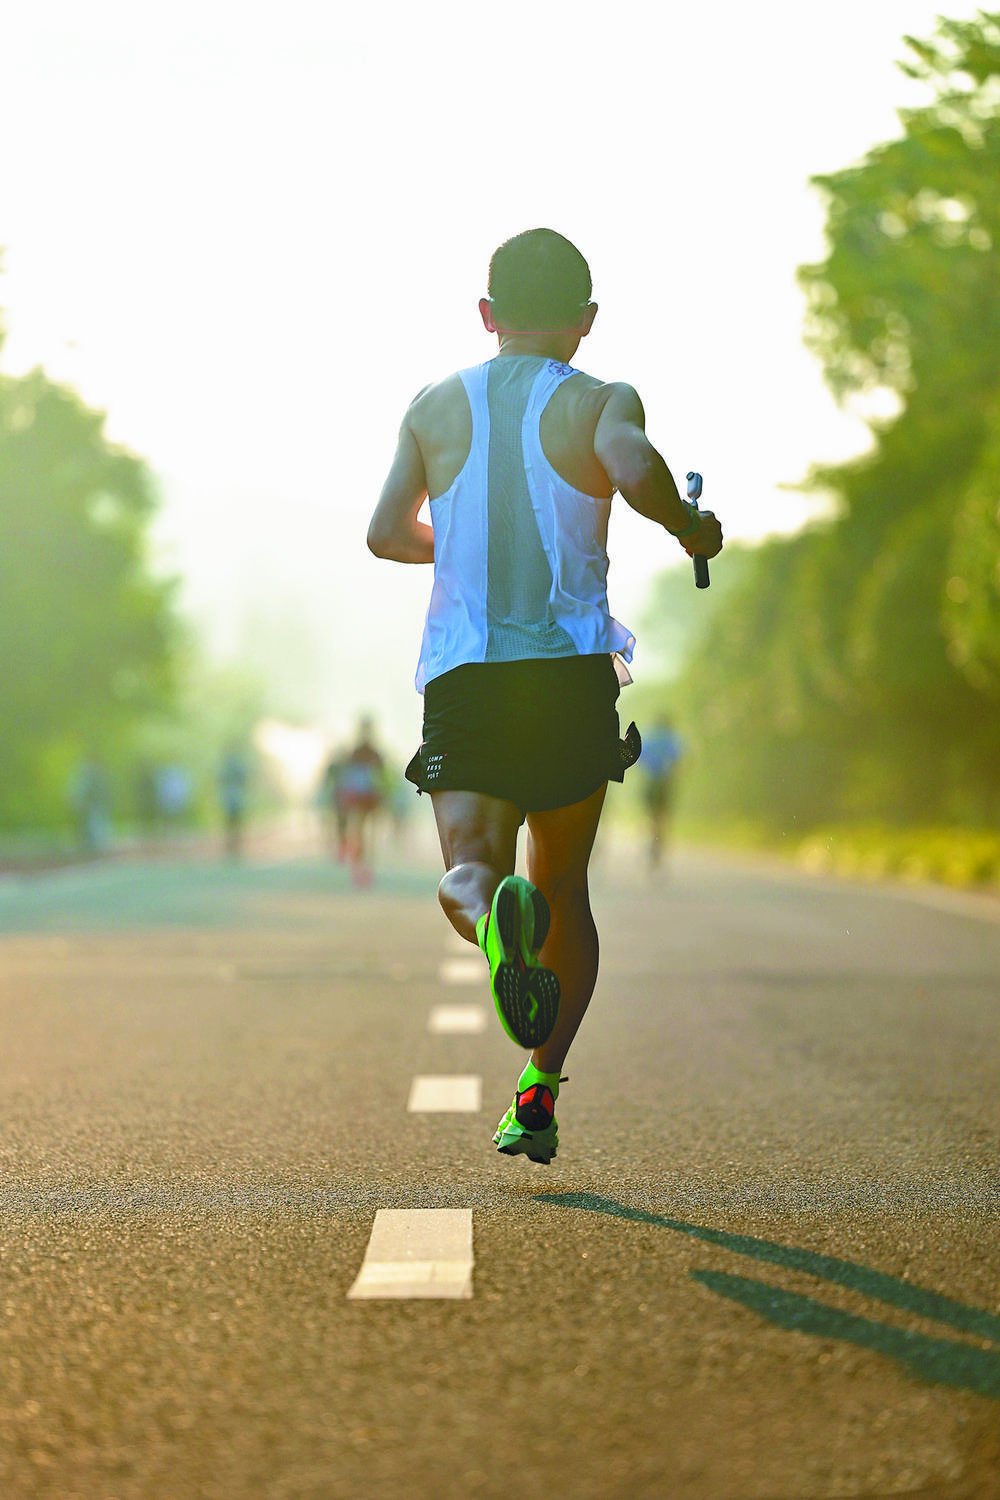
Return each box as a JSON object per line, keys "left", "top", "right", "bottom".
{"left": 218, "top": 746, "right": 250, "bottom": 858}
{"left": 368, "top": 228, "right": 722, "bottom": 1162}
{"left": 69, "top": 755, "right": 112, "bottom": 855}
{"left": 155, "top": 764, "right": 193, "bottom": 833}
{"left": 340, "top": 717, "right": 386, "bottom": 887}
{"left": 639, "top": 714, "right": 684, "bottom": 872}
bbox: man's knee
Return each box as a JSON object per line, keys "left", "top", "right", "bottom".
{"left": 527, "top": 835, "right": 591, "bottom": 900}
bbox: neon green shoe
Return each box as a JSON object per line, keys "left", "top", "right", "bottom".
{"left": 493, "top": 1064, "right": 564, "bottom": 1166}
{"left": 475, "top": 876, "right": 560, "bottom": 1049}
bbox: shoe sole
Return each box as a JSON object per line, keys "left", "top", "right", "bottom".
{"left": 490, "top": 878, "right": 560, "bottom": 1049}
{"left": 495, "top": 1127, "right": 558, "bottom": 1165}
{"left": 493, "top": 1089, "right": 559, "bottom": 1164}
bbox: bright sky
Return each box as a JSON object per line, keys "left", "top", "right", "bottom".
{"left": 0, "top": 1, "right": 976, "bottom": 751}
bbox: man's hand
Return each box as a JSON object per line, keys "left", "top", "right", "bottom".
{"left": 680, "top": 509, "right": 723, "bottom": 559}
{"left": 367, "top": 412, "right": 435, "bottom": 564}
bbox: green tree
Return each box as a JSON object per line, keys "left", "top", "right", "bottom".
{"left": 0, "top": 341, "right": 180, "bottom": 829}
{"left": 664, "top": 12, "right": 1000, "bottom": 832}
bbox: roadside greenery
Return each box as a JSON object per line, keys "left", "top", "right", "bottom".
{"left": 0, "top": 346, "right": 181, "bottom": 829}
{"left": 649, "top": 13, "right": 1000, "bottom": 882}
{"left": 0, "top": 298, "right": 269, "bottom": 841}
{"left": 797, "top": 825, "right": 1000, "bottom": 887}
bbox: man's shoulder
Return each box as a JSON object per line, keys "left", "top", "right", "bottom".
{"left": 587, "top": 379, "right": 646, "bottom": 429}
{"left": 580, "top": 375, "right": 640, "bottom": 404}
{"left": 405, "top": 370, "right": 471, "bottom": 431}
{"left": 560, "top": 371, "right": 639, "bottom": 426}
{"left": 410, "top": 367, "right": 474, "bottom": 406}
{"left": 561, "top": 368, "right": 636, "bottom": 402}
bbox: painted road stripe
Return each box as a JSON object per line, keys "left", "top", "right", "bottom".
{"left": 347, "top": 1209, "right": 473, "bottom": 1300}
{"left": 428, "top": 1004, "right": 487, "bottom": 1035}
{"left": 440, "top": 956, "right": 483, "bottom": 985}
{"left": 407, "top": 1075, "right": 482, "bottom": 1112}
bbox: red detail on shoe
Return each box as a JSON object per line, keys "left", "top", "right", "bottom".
{"left": 515, "top": 1085, "right": 554, "bottom": 1128}
{"left": 519, "top": 1085, "right": 548, "bottom": 1107}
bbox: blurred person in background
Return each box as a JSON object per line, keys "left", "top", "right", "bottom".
{"left": 638, "top": 717, "right": 683, "bottom": 876}
{"left": 68, "top": 754, "right": 112, "bottom": 855}
{"left": 318, "top": 748, "right": 349, "bottom": 860}
{"left": 218, "top": 745, "right": 251, "bottom": 858}
{"left": 639, "top": 713, "right": 684, "bottom": 873}
{"left": 339, "top": 717, "right": 386, "bottom": 886}
{"left": 368, "top": 227, "right": 722, "bottom": 1164}
{"left": 155, "top": 763, "right": 194, "bottom": 835}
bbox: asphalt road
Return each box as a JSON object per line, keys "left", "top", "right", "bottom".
{"left": 1, "top": 821, "right": 998, "bottom": 1500}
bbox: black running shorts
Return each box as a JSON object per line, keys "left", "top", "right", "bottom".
{"left": 405, "top": 654, "right": 641, "bottom": 821}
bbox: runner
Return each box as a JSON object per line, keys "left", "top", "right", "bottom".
{"left": 217, "top": 746, "right": 250, "bottom": 859}
{"left": 339, "top": 718, "right": 386, "bottom": 887}
{"left": 318, "top": 749, "right": 349, "bottom": 861}
{"left": 639, "top": 714, "right": 685, "bottom": 873}
{"left": 368, "top": 228, "right": 722, "bottom": 1162}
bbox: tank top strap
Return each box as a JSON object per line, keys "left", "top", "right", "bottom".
{"left": 523, "top": 359, "right": 579, "bottom": 453}
{"left": 458, "top": 362, "right": 492, "bottom": 458}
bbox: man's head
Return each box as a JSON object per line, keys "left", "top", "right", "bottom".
{"left": 481, "top": 228, "right": 596, "bottom": 343}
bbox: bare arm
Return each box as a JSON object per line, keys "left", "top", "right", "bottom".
{"left": 367, "top": 411, "right": 435, "bottom": 564}
{"left": 594, "top": 384, "right": 720, "bottom": 558}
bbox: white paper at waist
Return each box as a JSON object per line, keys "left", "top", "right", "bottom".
{"left": 612, "top": 652, "right": 634, "bottom": 688}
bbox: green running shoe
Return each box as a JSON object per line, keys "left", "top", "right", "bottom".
{"left": 493, "top": 1078, "right": 561, "bottom": 1165}
{"left": 476, "top": 876, "right": 560, "bottom": 1049}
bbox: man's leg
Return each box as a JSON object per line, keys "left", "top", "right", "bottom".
{"left": 430, "top": 789, "right": 522, "bottom": 943}
{"left": 353, "top": 805, "right": 375, "bottom": 885}
{"left": 525, "top": 781, "right": 607, "bottom": 1073}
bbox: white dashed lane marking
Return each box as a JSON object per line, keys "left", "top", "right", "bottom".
{"left": 428, "top": 1005, "right": 488, "bottom": 1035}
{"left": 347, "top": 1209, "right": 474, "bottom": 1299}
{"left": 439, "top": 956, "right": 484, "bottom": 985}
{"left": 407, "top": 1075, "right": 482, "bottom": 1112}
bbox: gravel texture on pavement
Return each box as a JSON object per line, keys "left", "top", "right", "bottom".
{"left": 1, "top": 833, "right": 998, "bottom": 1499}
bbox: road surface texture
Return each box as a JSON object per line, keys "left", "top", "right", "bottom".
{"left": 1, "top": 823, "right": 998, "bottom": 1500}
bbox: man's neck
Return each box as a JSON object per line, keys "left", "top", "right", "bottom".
{"left": 496, "top": 332, "right": 579, "bottom": 362}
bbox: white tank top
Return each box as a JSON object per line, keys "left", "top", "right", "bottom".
{"left": 415, "top": 355, "right": 636, "bottom": 693}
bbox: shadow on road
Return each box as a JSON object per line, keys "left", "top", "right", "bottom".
{"left": 535, "top": 1191, "right": 1000, "bottom": 1399}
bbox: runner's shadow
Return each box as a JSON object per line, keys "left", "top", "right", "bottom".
{"left": 535, "top": 1191, "right": 1000, "bottom": 1399}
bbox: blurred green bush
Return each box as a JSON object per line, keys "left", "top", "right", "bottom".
{"left": 797, "top": 826, "right": 1000, "bottom": 889}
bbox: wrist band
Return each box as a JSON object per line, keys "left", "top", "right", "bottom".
{"left": 669, "top": 504, "right": 701, "bottom": 540}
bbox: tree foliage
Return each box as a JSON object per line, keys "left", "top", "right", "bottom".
{"left": 0, "top": 343, "right": 180, "bottom": 828}
{"left": 666, "top": 12, "right": 1000, "bottom": 831}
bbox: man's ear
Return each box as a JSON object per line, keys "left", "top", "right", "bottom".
{"left": 479, "top": 297, "right": 499, "bottom": 334}
{"left": 579, "top": 302, "right": 598, "bottom": 337}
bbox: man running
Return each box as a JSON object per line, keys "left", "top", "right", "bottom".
{"left": 368, "top": 229, "right": 722, "bottom": 1163}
